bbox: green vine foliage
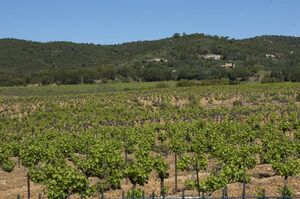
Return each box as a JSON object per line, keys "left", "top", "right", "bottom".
{"left": 126, "top": 188, "right": 143, "bottom": 199}
{"left": 29, "top": 164, "right": 93, "bottom": 199}
{"left": 1, "top": 83, "right": 300, "bottom": 198}
{"left": 279, "top": 185, "right": 294, "bottom": 198}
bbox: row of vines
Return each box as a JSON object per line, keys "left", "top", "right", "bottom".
{"left": 1, "top": 83, "right": 300, "bottom": 198}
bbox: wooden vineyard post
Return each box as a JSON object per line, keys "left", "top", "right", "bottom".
{"left": 132, "top": 187, "right": 134, "bottom": 199}
{"left": 222, "top": 187, "right": 228, "bottom": 199}
{"left": 125, "top": 148, "right": 128, "bottom": 184}
{"left": 122, "top": 191, "right": 125, "bottom": 199}
{"left": 222, "top": 189, "right": 225, "bottom": 199}
{"left": 196, "top": 162, "right": 200, "bottom": 198}
{"left": 17, "top": 157, "right": 20, "bottom": 168}
{"left": 175, "top": 152, "right": 178, "bottom": 192}
{"left": 242, "top": 157, "right": 246, "bottom": 199}
{"left": 27, "top": 173, "right": 30, "bottom": 199}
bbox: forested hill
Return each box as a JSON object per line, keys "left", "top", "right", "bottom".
{"left": 1, "top": 33, "right": 300, "bottom": 86}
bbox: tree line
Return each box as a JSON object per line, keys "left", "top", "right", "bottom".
{"left": 0, "top": 34, "right": 300, "bottom": 86}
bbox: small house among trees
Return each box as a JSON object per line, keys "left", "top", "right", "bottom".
{"left": 221, "top": 63, "right": 236, "bottom": 69}
{"left": 265, "top": 54, "right": 276, "bottom": 58}
{"left": 146, "top": 57, "right": 168, "bottom": 63}
{"left": 202, "top": 54, "right": 222, "bottom": 60}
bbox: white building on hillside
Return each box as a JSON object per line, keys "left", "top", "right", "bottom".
{"left": 202, "top": 54, "right": 222, "bottom": 60}
{"left": 221, "top": 63, "right": 236, "bottom": 69}
{"left": 265, "top": 54, "right": 276, "bottom": 58}
{"left": 147, "top": 57, "right": 168, "bottom": 63}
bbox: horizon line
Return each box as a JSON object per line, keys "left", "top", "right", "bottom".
{"left": 0, "top": 33, "right": 299, "bottom": 46}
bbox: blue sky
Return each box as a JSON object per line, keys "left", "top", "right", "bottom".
{"left": 0, "top": 0, "right": 299, "bottom": 44}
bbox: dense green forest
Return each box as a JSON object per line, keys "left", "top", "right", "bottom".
{"left": 0, "top": 33, "right": 300, "bottom": 86}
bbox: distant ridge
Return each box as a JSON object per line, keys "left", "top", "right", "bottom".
{"left": 1, "top": 33, "right": 300, "bottom": 86}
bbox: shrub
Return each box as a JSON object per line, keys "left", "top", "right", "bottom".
{"left": 176, "top": 80, "right": 198, "bottom": 87}
{"left": 161, "top": 185, "right": 169, "bottom": 196}
{"left": 101, "top": 78, "right": 108, "bottom": 84}
{"left": 261, "top": 77, "right": 281, "bottom": 83}
{"left": 296, "top": 93, "right": 300, "bottom": 102}
{"left": 279, "top": 185, "right": 294, "bottom": 199}
{"left": 123, "top": 87, "right": 131, "bottom": 91}
{"left": 233, "top": 100, "right": 243, "bottom": 106}
{"left": 199, "top": 78, "right": 230, "bottom": 86}
{"left": 126, "top": 188, "right": 143, "bottom": 199}
{"left": 96, "top": 181, "right": 111, "bottom": 194}
{"left": 256, "top": 187, "right": 266, "bottom": 199}
{"left": 188, "top": 95, "right": 198, "bottom": 106}
{"left": 1, "top": 158, "right": 15, "bottom": 172}
{"left": 184, "top": 179, "right": 197, "bottom": 190}
{"left": 155, "top": 82, "right": 169, "bottom": 88}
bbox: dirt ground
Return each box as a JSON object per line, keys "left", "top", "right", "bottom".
{"left": 1, "top": 156, "right": 300, "bottom": 199}
{"left": 0, "top": 165, "right": 45, "bottom": 199}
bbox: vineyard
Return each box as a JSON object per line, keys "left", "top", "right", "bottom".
{"left": 1, "top": 83, "right": 300, "bottom": 198}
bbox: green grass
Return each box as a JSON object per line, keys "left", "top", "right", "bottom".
{"left": 0, "top": 81, "right": 178, "bottom": 97}
{"left": 2, "top": 80, "right": 291, "bottom": 98}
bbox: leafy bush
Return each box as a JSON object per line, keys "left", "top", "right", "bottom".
{"left": 279, "top": 186, "right": 294, "bottom": 198}
{"left": 199, "top": 78, "right": 230, "bottom": 86}
{"left": 0, "top": 147, "right": 15, "bottom": 172}
{"left": 176, "top": 80, "right": 198, "bottom": 87}
{"left": 184, "top": 179, "right": 197, "bottom": 190}
{"left": 96, "top": 181, "right": 111, "bottom": 193}
{"left": 0, "top": 158, "right": 15, "bottom": 172}
{"left": 29, "top": 164, "right": 94, "bottom": 199}
{"left": 256, "top": 187, "right": 266, "bottom": 199}
{"left": 155, "top": 82, "right": 169, "bottom": 88}
{"left": 126, "top": 188, "right": 143, "bottom": 199}
{"left": 161, "top": 185, "right": 168, "bottom": 196}
{"left": 233, "top": 100, "right": 243, "bottom": 106}
{"left": 296, "top": 93, "right": 300, "bottom": 102}
{"left": 261, "top": 77, "right": 281, "bottom": 83}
